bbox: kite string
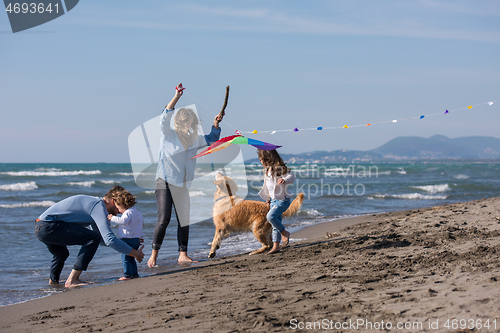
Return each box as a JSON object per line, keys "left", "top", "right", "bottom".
{"left": 240, "top": 99, "right": 499, "bottom": 134}
{"left": 183, "top": 90, "right": 497, "bottom": 135}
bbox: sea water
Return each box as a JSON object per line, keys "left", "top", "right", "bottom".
{"left": 1, "top": 162, "right": 500, "bottom": 306}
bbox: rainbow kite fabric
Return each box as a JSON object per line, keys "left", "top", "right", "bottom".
{"left": 193, "top": 135, "right": 282, "bottom": 158}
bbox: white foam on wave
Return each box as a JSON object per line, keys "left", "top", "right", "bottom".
{"left": 100, "top": 180, "right": 120, "bottom": 184}
{"left": 397, "top": 168, "right": 407, "bottom": 175}
{"left": 111, "top": 172, "right": 134, "bottom": 176}
{"left": 411, "top": 184, "right": 451, "bottom": 194}
{"left": 0, "top": 181, "right": 38, "bottom": 191}
{"left": 199, "top": 232, "right": 262, "bottom": 258}
{"left": 298, "top": 208, "right": 323, "bottom": 217}
{"left": 1, "top": 170, "right": 101, "bottom": 177}
{"left": 35, "top": 168, "right": 61, "bottom": 172}
{"left": 372, "top": 193, "right": 447, "bottom": 200}
{"left": 189, "top": 191, "right": 206, "bottom": 197}
{"left": 0, "top": 201, "right": 55, "bottom": 208}
{"left": 67, "top": 181, "right": 95, "bottom": 187}
{"left": 394, "top": 193, "right": 447, "bottom": 200}
{"left": 453, "top": 174, "right": 469, "bottom": 180}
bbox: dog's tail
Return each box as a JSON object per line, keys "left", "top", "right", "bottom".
{"left": 283, "top": 193, "right": 304, "bottom": 218}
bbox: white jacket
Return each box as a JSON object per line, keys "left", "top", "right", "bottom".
{"left": 259, "top": 171, "right": 295, "bottom": 201}
{"left": 110, "top": 206, "right": 144, "bottom": 238}
{"left": 155, "top": 107, "right": 221, "bottom": 188}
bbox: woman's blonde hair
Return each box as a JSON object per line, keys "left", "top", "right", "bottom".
{"left": 174, "top": 108, "right": 199, "bottom": 150}
{"left": 257, "top": 149, "right": 289, "bottom": 177}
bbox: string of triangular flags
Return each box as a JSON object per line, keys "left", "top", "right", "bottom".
{"left": 235, "top": 100, "right": 497, "bottom": 135}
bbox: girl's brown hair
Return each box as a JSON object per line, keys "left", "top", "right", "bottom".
{"left": 174, "top": 108, "right": 199, "bottom": 150}
{"left": 104, "top": 185, "right": 126, "bottom": 200}
{"left": 115, "top": 191, "right": 137, "bottom": 210}
{"left": 258, "top": 149, "right": 289, "bottom": 177}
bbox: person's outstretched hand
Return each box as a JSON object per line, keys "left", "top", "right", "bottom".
{"left": 213, "top": 115, "right": 222, "bottom": 129}
{"left": 175, "top": 83, "right": 184, "bottom": 97}
{"left": 130, "top": 245, "right": 145, "bottom": 263}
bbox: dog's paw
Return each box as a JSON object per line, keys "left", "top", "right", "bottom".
{"left": 208, "top": 252, "right": 216, "bottom": 258}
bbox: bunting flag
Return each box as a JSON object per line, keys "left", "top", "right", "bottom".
{"left": 192, "top": 135, "right": 282, "bottom": 158}
{"left": 239, "top": 100, "right": 496, "bottom": 135}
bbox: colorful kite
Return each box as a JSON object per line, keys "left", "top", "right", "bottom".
{"left": 193, "top": 135, "right": 282, "bottom": 158}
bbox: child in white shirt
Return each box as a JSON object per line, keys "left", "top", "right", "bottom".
{"left": 108, "top": 191, "right": 144, "bottom": 280}
{"left": 257, "top": 149, "right": 295, "bottom": 254}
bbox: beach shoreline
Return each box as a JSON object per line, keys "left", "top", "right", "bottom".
{"left": 2, "top": 197, "right": 500, "bottom": 332}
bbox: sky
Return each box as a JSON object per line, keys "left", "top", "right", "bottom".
{"left": 1, "top": 0, "right": 499, "bottom": 163}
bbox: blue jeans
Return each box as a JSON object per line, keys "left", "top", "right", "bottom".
{"left": 34, "top": 221, "right": 101, "bottom": 283}
{"left": 266, "top": 198, "right": 291, "bottom": 242}
{"left": 121, "top": 238, "right": 140, "bottom": 278}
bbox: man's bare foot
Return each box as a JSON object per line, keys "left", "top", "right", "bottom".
{"left": 281, "top": 230, "right": 290, "bottom": 248}
{"left": 64, "top": 269, "right": 91, "bottom": 288}
{"left": 49, "top": 278, "right": 58, "bottom": 285}
{"left": 148, "top": 250, "right": 159, "bottom": 267}
{"left": 118, "top": 277, "right": 131, "bottom": 281}
{"left": 178, "top": 251, "right": 199, "bottom": 263}
{"left": 65, "top": 279, "right": 91, "bottom": 288}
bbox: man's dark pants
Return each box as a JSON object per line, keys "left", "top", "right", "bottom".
{"left": 35, "top": 220, "right": 101, "bottom": 283}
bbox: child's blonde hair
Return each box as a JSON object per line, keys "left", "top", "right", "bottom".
{"left": 257, "top": 149, "right": 289, "bottom": 177}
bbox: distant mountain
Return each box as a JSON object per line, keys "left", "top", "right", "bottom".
{"left": 371, "top": 135, "right": 500, "bottom": 160}
{"left": 262, "top": 135, "right": 500, "bottom": 163}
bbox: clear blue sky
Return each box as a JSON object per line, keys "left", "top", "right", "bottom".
{"left": 1, "top": 0, "right": 499, "bottom": 163}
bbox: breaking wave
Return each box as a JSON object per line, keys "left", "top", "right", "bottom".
{"left": 0, "top": 181, "right": 38, "bottom": 191}
{"left": 0, "top": 201, "right": 55, "bottom": 208}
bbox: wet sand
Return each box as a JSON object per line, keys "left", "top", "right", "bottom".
{"left": 2, "top": 197, "right": 500, "bottom": 332}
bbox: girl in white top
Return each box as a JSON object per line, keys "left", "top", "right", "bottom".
{"left": 258, "top": 149, "right": 295, "bottom": 254}
{"left": 108, "top": 191, "right": 144, "bottom": 280}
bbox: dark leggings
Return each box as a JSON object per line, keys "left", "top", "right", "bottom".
{"left": 152, "top": 179, "right": 190, "bottom": 252}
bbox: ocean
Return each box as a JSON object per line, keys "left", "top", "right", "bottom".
{"left": 1, "top": 161, "right": 500, "bottom": 307}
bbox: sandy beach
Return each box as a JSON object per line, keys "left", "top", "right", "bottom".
{"left": 2, "top": 197, "right": 500, "bottom": 332}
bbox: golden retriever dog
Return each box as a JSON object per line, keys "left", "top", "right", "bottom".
{"left": 209, "top": 172, "right": 304, "bottom": 258}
